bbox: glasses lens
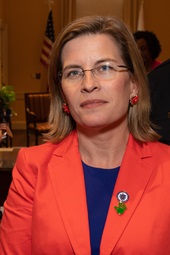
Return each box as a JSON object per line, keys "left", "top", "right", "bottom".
{"left": 95, "top": 63, "right": 117, "bottom": 80}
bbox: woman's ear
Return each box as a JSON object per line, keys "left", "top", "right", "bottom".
{"left": 59, "top": 85, "right": 68, "bottom": 103}
{"left": 62, "top": 94, "right": 68, "bottom": 104}
{"left": 130, "top": 77, "right": 139, "bottom": 96}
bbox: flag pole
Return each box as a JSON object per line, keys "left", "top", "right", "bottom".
{"left": 48, "top": 0, "right": 54, "bottom": 11}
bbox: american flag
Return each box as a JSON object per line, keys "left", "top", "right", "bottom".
{"left": 40, "top": 10, "right": 55, "bottom": 68}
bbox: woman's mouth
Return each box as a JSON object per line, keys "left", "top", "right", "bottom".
{"left": 80, "top": 99, "right": 107, "bottom": 109}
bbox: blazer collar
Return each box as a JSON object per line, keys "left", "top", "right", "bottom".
{"left": 48, "top": 132, "right": 154, "bottom": 254}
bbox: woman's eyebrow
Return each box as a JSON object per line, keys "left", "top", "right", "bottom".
{"left": 62, "top": 58, "right": 118, "bottom": 71}
{"left": 62, "top": 64, "right": 82, "bottom": 71}
{"left": 95, "top": 58, "right": 117, "bottom": 65}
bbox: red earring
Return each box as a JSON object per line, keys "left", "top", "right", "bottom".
{"left": 130, "top": 95, "right": 139, "bottom": 106}
{"left": 62, "top": 103, "right": 70, "bottom": 114}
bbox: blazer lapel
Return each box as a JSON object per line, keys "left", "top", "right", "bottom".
{"left": 48, "top": 132, "right": 91, "bottom": 255}
{"left": 100, "top": 135, "right": 154, "bottom": 254}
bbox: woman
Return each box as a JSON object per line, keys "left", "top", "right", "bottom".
{"left": 133, "top": 30, "right": 162, "bottom": 73}
{"left": 0, "top": 16, "right": 170, "bottom": 255}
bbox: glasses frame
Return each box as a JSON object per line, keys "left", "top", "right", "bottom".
{"left": 58, "top": 63, "right": 130, "bottom": 83}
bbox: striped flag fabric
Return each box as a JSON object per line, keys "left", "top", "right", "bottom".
{"left": 40, "top": 10, "right": 55, "bottom": 68}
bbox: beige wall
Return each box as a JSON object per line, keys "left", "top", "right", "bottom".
{"left": 76, "top": 0, "right": 124, "bottom": 19}
{"left": 0, "top": 0, "right": 4, "bottom": 19}
{"left": 0, "top": 0, "right": 169, "bottom": 129}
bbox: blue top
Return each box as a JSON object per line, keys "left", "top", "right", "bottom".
{"left": 82, "top": 162, "right": 120, "bottom": 255}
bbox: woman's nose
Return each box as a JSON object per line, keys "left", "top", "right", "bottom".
{"left": 80, "top": 71, "right": 100, "bottom": 93}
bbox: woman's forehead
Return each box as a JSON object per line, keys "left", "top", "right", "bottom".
{"left": 61, "top": 34, "right": 123, "bottom": 65}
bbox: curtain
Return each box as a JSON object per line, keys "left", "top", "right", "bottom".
{"left": 60, "top": 0, "right": 76, "bottom": 28}
{"left": 123, "top": 0, "right": 142, "bottom": 32}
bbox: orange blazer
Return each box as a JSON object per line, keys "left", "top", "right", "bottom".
{"left": 1, "top": 131, "right": 170, "bottom": 254}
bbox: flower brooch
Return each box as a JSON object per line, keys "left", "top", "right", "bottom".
{"left": 114, "top": 191, "right": 129, "bottom": 215}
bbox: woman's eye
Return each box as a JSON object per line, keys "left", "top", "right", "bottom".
{"left": 66, "top": 70, "right": 80, "bottom": 78}
{"left": 99, "top": 65, "right": 113, "bottom": 72}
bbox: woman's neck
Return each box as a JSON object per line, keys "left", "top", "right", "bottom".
{"left": 77, "top": 126, "right": 129, "bottom": 169}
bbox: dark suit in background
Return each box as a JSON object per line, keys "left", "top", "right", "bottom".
{"left": 148, "top": 59, "right": 170, "bottom": 145}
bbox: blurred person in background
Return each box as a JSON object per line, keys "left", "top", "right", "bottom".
{"left": 148, "top": 58, "right": 170, "bottom": 145}
{"left": 0, "top": 122, "right": 13, "bottom": 146}
{"left": 133, "top": 30, "right": 161, "bottom": 73}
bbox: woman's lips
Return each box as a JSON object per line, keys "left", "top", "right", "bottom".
{"left": 80, "top": 99, "right": 107, "bottom": 108}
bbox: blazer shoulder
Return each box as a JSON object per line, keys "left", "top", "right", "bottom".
{"left": 17, "top": 131, "right": 78, "bottom": 165}
{"left": 150, "top": 141, "right": 170, "bottom": 161}
{"left": 128, "top": 136, "right": 170, "bottom": 161}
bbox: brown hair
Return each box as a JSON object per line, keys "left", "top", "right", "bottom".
{"left": 45, "top": 15, "right": 160, "bottom": 143}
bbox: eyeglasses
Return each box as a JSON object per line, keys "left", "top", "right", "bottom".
{"left": 58, "top": 61, "right": 130, "bottom": 84}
